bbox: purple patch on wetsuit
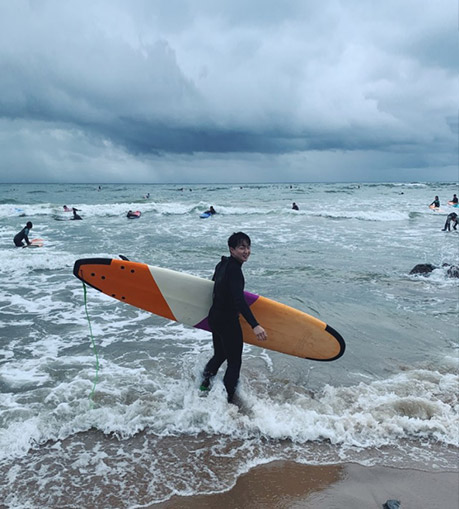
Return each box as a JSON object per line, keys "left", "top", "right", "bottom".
{"left": 193, "top": 291, "right": 259, "bottom": 331}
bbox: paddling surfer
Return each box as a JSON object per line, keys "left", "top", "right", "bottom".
{"left": 204, "top": 206, "right": 216, "bottom": 215}
{"left": 200, "top": 232, "right": 267, "bottom": 403}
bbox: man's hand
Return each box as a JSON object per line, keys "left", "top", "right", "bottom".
{"left": 253, "top": 325, "right": 267, "bottom": 341}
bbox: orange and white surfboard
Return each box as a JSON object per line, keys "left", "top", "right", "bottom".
{"left": 73, "top": 258, "right": 345, "bottom": 361}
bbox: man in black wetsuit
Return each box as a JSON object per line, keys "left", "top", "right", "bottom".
{"left": 442, "top": 212, "right": 458, "bottom": 231}
{"left": 14, "top": 221, "right": 33, "bottom": 247}
{"left": 204, "top": 206, "right": 216, "bottom": 215}
{"left": 200, "top": 232, "right": 267, "bottom": 403}
{"left": 430, "top": 196, "right": 440, "bottom": 208}
{"left": 72, "top": 207, "right": 82, "bottom": 220}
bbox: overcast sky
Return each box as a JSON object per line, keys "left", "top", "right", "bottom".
{"left": 0, "top": 0, "right": 457, "bottom": 183}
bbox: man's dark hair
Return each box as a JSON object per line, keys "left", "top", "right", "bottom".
{"left": 228, "top": 231, "right": 251, "bottom": 248}
{"left": 26, "top": 221, "right": 33, "bottom": 228}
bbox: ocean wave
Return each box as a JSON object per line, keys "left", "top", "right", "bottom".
{"left": 309, "top": 209, "right": 409, "bottom": 221}
{"left": 0, "top": 352, "right": 457, "bottom": 463}
{"left": 0, "top": 202, "right": 417, "bottom": 221}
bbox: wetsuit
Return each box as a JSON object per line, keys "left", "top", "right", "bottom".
{"left": 442, "top": 213, "right": 458, "bottom": 231}
{"left": 430, "top": 199, "right": 440, "bottom": 208}
{"left": 203, "top": 255, "right": 258, "bottom": 402}
{"left": 14, "top": 226, "right": 31, "bottom": 247}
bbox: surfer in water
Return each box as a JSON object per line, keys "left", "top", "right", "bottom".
{"left": 200, "top": 232, "right": 267, "bottom": 403}
{"left": 449, "top": 194, "right": 458, "bottom": 204}
{"left": 63, "top": 205, "right": 71, "bottom": 212}
{"left": 430, "top": 196, "right": 440, "bottom": 208}
{"left": 72, "top": 208, "right": 82, "bottom": 220}
{"left": 14, "top": 221, "right": 33, "bottom": 247}
{"left": 442, "top": 212, "right": 458, "bottom": 231}
{"left": 204, "top": 206, "right": 216, "bottom": 215}
{"left": 292, "top": 202, "right": 299, "bottom": 210}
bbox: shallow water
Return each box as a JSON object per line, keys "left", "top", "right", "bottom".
{"left": 0, "top": 182, "right": 458, "bottom": 507}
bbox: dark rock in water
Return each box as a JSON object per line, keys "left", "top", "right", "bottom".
{"left": 409, "top": 264, "right": 436, "bottom": 275}
{"left": 446, "top": 265, "right": 459, "bottom": 278}
{"left": 409, "top": 263, "right": 459, "bottom": 278}
{"left": 383, "top": 500, "right": 401, "bottom": 509}
{"left": 441, "top": 263, "right": 459, "bottom": 278}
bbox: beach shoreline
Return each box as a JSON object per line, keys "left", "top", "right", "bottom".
{"left": 152, "top": 460, "right": 459, "bottom": 509}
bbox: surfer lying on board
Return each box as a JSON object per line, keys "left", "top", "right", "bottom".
{"left": 63, "top": 205, "right": 72, "bottom": 212}
{"left": 200, "top": 231, "right": 267, "bottom": 403}
{"left": 204, "top": 206, "right": 216, "bottom": 215}
{"left": 442, "top": 212, "right": 458, "bottom": 232}
{"left": 14, "top": 221, "right": 33, "bottom": 247}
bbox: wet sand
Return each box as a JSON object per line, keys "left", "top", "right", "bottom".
{"left": 153, "top": 460, "right": 459, "bottom": 509}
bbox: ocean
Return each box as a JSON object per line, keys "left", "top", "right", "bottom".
{"left": 0, "top": 182, "right": 458, "bottom": 508}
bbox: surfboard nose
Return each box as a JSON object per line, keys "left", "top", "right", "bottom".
{"left": 73, "top": 258, "right": 176, "bottom": 321}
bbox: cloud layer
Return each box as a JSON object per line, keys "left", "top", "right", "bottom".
{"left": 0, "top": 0, "right": 456, "bottom": 182}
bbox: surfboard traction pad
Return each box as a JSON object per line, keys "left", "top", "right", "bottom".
{"left": 73, "top": 258, "right": 345, "bottom": 361}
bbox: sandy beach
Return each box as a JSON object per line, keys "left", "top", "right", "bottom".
{"left": 154, "top": 460, "right": 459, "bottom": 509}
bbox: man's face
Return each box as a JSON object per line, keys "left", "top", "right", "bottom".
{"left": 230, "top": 241, "right": 251, "bottom": 264}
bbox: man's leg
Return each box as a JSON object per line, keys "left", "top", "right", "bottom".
{"left": 222, "top": 321, "right": 243, "bottom": 403}
{"left": 201, "top": 332, "right": 226, "bottom": 390}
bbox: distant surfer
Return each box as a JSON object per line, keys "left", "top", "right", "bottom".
{"left": 127, "top": 210, "right": 141, "bottom": 218}
{"left": 429, "top": 196, "right": 440, "bottom": 208}
{"left": 63, "top": 205, "right": 71, "bottom": 212}
{"left": 204, "top": 206, "right": 216, "bottom": 215}
{"left": 292, "top": 202, "right": 299, "bottom": 210}
{"left": 200, "top": 232, "right": 267, "bottom": 403}
{"left": 14, "top": 221, "right": 33, "bottom": 247}
{"left": 448, "top": 194, "right": 458, "bottom": 205}
{"left": 72, "top": 208, "right": 82, "bottom": 220}
{"left": 442, "top": 212, "right": 458, "bottom": 232}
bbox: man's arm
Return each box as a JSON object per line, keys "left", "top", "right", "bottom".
{"left": 228, "top": 264, "right": 267, "bottom": 340}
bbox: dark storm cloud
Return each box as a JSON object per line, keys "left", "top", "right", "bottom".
{"left": 0, "top": 0, "right": 456, "bottom": 182}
